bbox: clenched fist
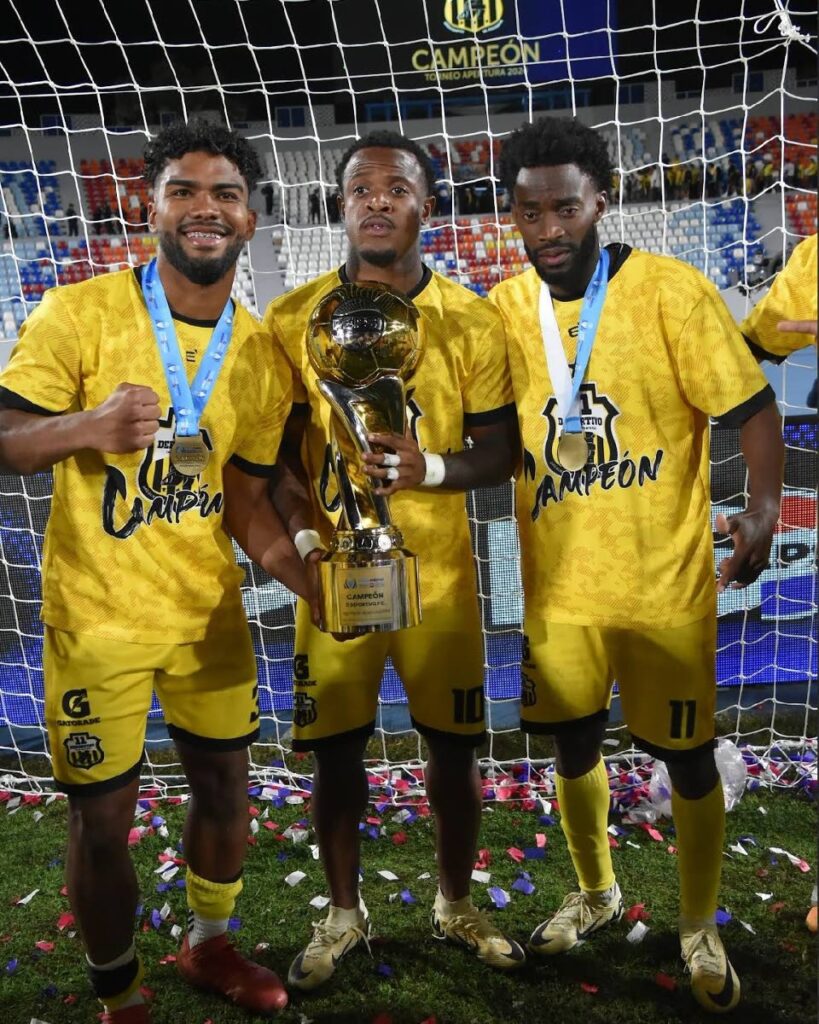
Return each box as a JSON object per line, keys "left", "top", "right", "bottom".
{"left": 88, "top": 383, "right": 161, "bottom": 454}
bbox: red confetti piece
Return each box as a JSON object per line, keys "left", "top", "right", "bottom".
{"left": 608, "top": 836, "right": 620, "bottom": 849}
{"left": 667, "top": 845, "right": 677, "bottom": 855}
{"left": 159, "top": 954, "right": 177, "bottom": 964}
{"left": 474, "top": 848, "right": 491, "bottom": 870}
{"left": 535, "top": 833, "right": 547, "bottom": 848}
{"left": 580, "top": 982, "right": 599, "bottom": 994}
{"left": 366, "top": 816, "right": 381, "bottom": 826}
{"left": 262, "top": 821, "right": 279, "bottom": 831}
{"left": 769, "top": 901, "right": 786, "bottom": 914}
{"left": 625, "top": 903, "right": 651, "bottom": 923}
{"left": 35, "top": 941, "right": 55, "bottom": 952}
{"left": 59, "top": 886, "right": 68, "bottom": 897}
{"left": 756, "top": 868, "right": 769, "bottom": 878}
{"left": 640, "top": 823, "right": 664, "bottom": 842}
{"left": 248, "top": 806, "right": 260, "bottom": 818}
{"left": 506, "top": 847, "right": 525, "bottom": 863}
{"left": 655, "top": 972, "right": 677, "bottom": 991}
{"left": 392, "top": 831, "right": 407, "bottom": 845}
{"left": 63, "top": 994, "right": 77, "bottom": 1004}
{"left": 57, "top": 912, "right": 75, "bottom": 931}
{"left": 23, "top": 794, "right": 42, "bottom": 805}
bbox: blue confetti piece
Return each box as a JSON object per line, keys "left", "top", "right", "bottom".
{"left": 151, "top": 816, "right": 165, "bottom": 828}
{"left": 47, "top": 857, "right": 62, "bottom": 869}
{"left": 137, "top": 799, "right": 152, "bottom": 811}
{"left": 376, "top": 963, "right": 393, "bottom": 977}
{"left": 523, "top": 847, "right": 546, "bottom": 860}
{"left": 135, "top": 903, "right": 143, "bottom": 918}
{"left": 175, "top": 879, "right": 186, "bottom": 889}
{"left": 276, "top": 852, "right": 288, "bottom": 863}
{"left": 737, "top": 835, "right": 758, "bottom": 847}
{"left": 150, "top": 909, "right": 162, "bottom": 929}
{"left": 248, "top": 786, "right": 262, "bottom": 797}
{"left": 484, "top": 788, "right": 496, "bottom": 801}
{"left": 228, "top": 917, "right": 241, "bottom": 931}
{"left": 400, "top": 889, "right": 415, "bottom": 904}
{"left": 5, "top": 959, "right": 18, "bottom": 974}
{"left": 511, "top": 877, "right": 535, "bottom": 895}
{"left": 367, "top": 826, "right": 380, "bottom": 840}
{"left": 715, "top": 908, "right": 732, "bottom": 927}
{"left": 156, "top": 883, "right": 170, "bottom": 893}
{"left": 539, "top": 815, "right": 557, "bottom": 826}
{"left": 41, "top": 984, "right": 58, "bottom": 998}
{"left": 487, "top": 886, "right": 509, "bottom": 909}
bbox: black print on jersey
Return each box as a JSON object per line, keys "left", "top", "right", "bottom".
{"left": 102, "top": 407, "right": 223, "bottom": 539}
{"left": 530, "top": 383, "right": 664, "bottom": 519}
{"left": 62, "top": 689, "right": 91, "bottom": 718}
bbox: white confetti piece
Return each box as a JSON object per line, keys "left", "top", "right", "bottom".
{"left": 417, "top": 871, "right": 431, "bottom": 880}
{"left": 740, "top": 920, "right": 756, "bottom": 934}
{"left": 160, "top": 865, "right": 179, "bottom": 882}
{"left": 471, "top": 869, "right": 491, "bottom": 884}
{"left": 378, "top": 870, "right": 399, "bottom": 881}
{"left": 626, "top": 841, "right": 641, "bottom": 850}
{"left": 607, "top": 825, "right": 620, "bottom": 835}
{"left": 16, "top": 889, "right": 39, "bottom": 906}
{"left": 170, "top": 924, "right": 182, "bottom": 940}
{"left": 282, "top": 825, "right": 309, "bottom": 844}
{"left": 158, "top": 825, "right": 169, "bottom": 839}
{"left": 770, "top": 846, "right": 811, "bottom": 871}
{"left": 249, "top": 819, "right": 259, "bottom": 835}
{"left": 539, "top": 799, "right": 552, "bottom": 815}
{"left": 309, "top": 844, "right": 320, "bottom": 861}
{"left": 309, "top": 895, "right": 330, "bottom": 910}
{"left": 602, "top": 738, "right": 619, "bottom": 747}
{"left": 7, "top": 796, "right": 21, "bottom": 811}
{"left": 758, "top": 806, "right": 768, "bottom": 815}
{"left": 159, "top": 902, "right": 171, "bottom": 921}
{"left": 32, "top": 811, "right": 44, "bottom": 824}
{"left": 626, "top": 921, "right": 649, "bottom": 944}
{"left": 392, "top": 809, "right": 412, "bottom": 824}
{"left": 755, "top": 892, "right": 773, "bottom": 901}
{"left": 285, "top": 870, "right": 307, "bottom": 887}
{"left": 30, "top": 1018, "right": 54, "bottom": 1023}
{"left": 729, "top": 843, "right": 748, "bottom": 856}
{"left": 285, "top": 795, "right": 305, "bottom": 805}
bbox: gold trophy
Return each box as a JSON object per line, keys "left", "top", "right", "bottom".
{"left": 306, "top": 281, "right": 423, "bottom": 633}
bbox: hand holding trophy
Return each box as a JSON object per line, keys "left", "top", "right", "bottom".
{"left": 306, "top": 281, "right": 424, "bottom": 634}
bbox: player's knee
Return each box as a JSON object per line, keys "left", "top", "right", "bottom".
{"left": 68, "top": 793, "right": 132, "bottom": 862}
{"left": 665, "top": 747, "right": 719, "bottom": 800}
{"left": 314, "top": 736, "right": 368, "bottom": 776}
{"left": 186, "top": 752, "right": 248, "bottom": 820}
{"left": 554, "top": 720, "right": 605, "bottom": 778}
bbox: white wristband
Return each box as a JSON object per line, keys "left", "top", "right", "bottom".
{"left": 294, "top": 528, "right": 325, "bottom": 562}
{"left": 421, "top": 452, "right": 446, "bottom": 488}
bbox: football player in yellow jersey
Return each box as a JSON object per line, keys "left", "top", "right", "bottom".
{"left": 0, "top": 121, "right": 304, "bottom": 1023}
{"left": 490, "top": 117, "right": 784, "bottom": 1014}
{"left": 264, "top": 130, "right": 524, "bottom": 989}
{"left": 740, "top": 232, "right": 817, "bottom": 361}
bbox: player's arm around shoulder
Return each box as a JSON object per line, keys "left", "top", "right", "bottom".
{"left": 0, "top": 286, "right": 160, "bottom": 474}
{"left": 363, "top": 294, "right": 520, "bottom": 495}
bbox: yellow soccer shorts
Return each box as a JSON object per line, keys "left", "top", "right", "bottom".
{"left": 290, "top": 595, "right": 486, "bottom": 750}
{"left": 520, "top": 615, "right": 717, "bottom": 760}
{"left": 43, "top": 622, "right": 260, "bottom": 795}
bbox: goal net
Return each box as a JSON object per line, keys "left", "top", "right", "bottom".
{"left": 0, "top": 0, "right": 816, "bottom": 797}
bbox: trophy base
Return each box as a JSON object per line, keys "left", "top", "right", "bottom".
{"left": 318, "top": 550, "right": 421, "bottom": 634}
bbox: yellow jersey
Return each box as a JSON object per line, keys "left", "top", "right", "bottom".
{"left": 489, "top": 245, "right": 773, "bottom": 629}
{"left": 741, "top": 233, "right": 817, "bottom": 360}
{"left": 264, "top": 265, "right": 513, "bottom": 608}
{"left": 0, "top": 268, "right": 292, "bottom": 643}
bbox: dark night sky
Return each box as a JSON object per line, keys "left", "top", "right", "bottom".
{"left": 0, "top": 0, "right": 814, "bottom": 124}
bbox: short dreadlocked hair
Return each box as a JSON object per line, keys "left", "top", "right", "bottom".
{"left": 336, "top": 130, "right": 437, "bottom": 196}
{"left": 499, "top": 117, "right": 613, "bottom": 198}
{"left": 143, "top": 118, "right": 262, "bottom": 193}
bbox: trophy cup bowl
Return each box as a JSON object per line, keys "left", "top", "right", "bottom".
{"left": 306, "top": 281, "right": 423, "bottom": 633}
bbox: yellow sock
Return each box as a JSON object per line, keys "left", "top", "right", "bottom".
{"left": 673, "top": 778, "right": 725, "bottom": 924}
{"left": 186, "top": 868, "right": 243, "bottom": 940}
{"left": 556, "top": 759, "right": 615, "bottom": 894}
{"left": 87, "top": 947, "right": 144, "bottom": 1010}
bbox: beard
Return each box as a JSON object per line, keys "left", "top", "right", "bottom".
{"left": 159, "top": 230, "right": 245, "bottom": 286}
{"left": 525, "top": 225, "right": 599, "bottom": 290}
{"left": 357, "top": 246, "right": 398, "bottom": 268}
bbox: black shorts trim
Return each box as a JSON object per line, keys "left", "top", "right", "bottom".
{"left": 168, "top": 723, "right": 261, "bottom": 752}
{"left": 715, "top": 384, "right": 776, "bottom": 427}
{"left": 410, "top": 715, "right": 485, "bottom": 748}
{"left": 0, "top": 386, "right": 63, "bottom": 417}
{"left": 631, "top": 733, "right": 716, "bottom": 763}
{"left": 290, "top": 720, "right": 375, "bottom": 753}
{"left": 56, "top": 755, "right": 143, "bottom": 798}
{"left": 463, "top": 402, "right": 517, "bottom": 428}
{"left": 743, "top": 334, "right": 787, "bottom": 365}
{"left": 228, "top": 453, "right": 277, "bottom": 478}
{"left": 521, "top": 707, "right": 610, "bottom": 735}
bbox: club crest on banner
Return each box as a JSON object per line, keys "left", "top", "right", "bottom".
{"left": 444, "top": 0, "right": 504, "bottom": 35}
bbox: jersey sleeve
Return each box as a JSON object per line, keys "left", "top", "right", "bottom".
{"left": 0, "top": 286, "right": 82, "bottom": 414}
{"left": 262, "top": 301, "right": 309, "bottom": 404}
{"left": 461, "top": 298, "right": 515, "bottom": 424}
{"left": 740, "top": 236, "right": 818, "bottom": 361}
{"left": 230, "top": 338, "right": 293, "bottom": 476}
{"left": 671, "top": 282, "right": 774, "bottom": 424}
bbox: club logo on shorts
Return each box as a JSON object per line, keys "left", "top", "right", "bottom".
{"left": 444, "top": 0, "right": 504, "bottom": 35}
{"left": 521, "top": 671, "right": 537, "bottom": 708}
{"left": 62, "top": 689, "right": 91, "bottom": 719}
{"left": 63, "top": 732, "right": 105, "bottom": 770}
{"left": 293, "top": 693, "right": 318, "bottom": 728}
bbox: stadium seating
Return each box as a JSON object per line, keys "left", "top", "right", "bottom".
{"left": 1, "top": 161, "right": 64, "bottom": 238}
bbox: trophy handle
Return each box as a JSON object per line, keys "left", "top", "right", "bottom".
{"left": 318, "top": 376, "right": 405, "bottom": 531}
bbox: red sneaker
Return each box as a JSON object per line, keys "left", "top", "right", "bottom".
{"left": 101, "top": 1004, "right": 152, "bottom": 1023}
{"left": 176, "top": 933, "right": 288, "bottom": 1015}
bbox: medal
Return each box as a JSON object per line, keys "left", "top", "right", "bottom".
{"left": 141, "top": 258, "right": 234, "bottom": 472}
{"left": 557, "top": 432, "right": 589, "bottom": 471}
{"left": 170, "top": 434, "right": 210, "bottom": 476}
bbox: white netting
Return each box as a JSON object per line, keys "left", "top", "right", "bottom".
{"left": 0, "top": 0, "right": 816, "bottom": 796}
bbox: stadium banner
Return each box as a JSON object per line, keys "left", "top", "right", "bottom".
{"left": 353, "top": 0, "right": 616, "bottom": 91}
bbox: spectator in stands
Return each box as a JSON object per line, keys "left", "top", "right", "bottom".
{"left": 783, "top": 157, "right": 796, "bottom": 187}
{"left": 649, "top": 163, "right": 661, "bottom": 202}
{"left": 727, "top": 161, "right": 740, "bottom": 196}
{"left": 66, "top": 203, "right": 79, "bottom": 237}
{"left": 139, "top": 200, "right": 148, "bottom": 231}
{"left": 264, "top": 127, "right": 524, "bottom": 994}
{"left": 435, "top": 180, "right": 452, "bottom": 216}
{"left": 491, "top": 114, "right": 782, "bottom": 1017}
{"left": 92, "top": 203, "right": 104, "bottom": 235}
{"left": 326, "top": 187, "right": 341, "bottom": 224}
{"left": 261, "top": 181, "right": 275, "bottom": 217}
{"left": 0, "top": 118, "right": 304, "bottom": 1024}
{"left": 689, "top": 160, "right": 702, "bottom": 200}
{"left": 706, "top": 161, "right": 718, "bottom": 199}
{"left": 308, "top": 188, "right": 321, "bottom": 224}
{"left": 3, "top": 215, "right": 18, "bottom": 239}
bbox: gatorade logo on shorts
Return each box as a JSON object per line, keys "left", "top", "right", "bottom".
{"left": 62, "top": 689, "right": 91, "bottom": 719}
